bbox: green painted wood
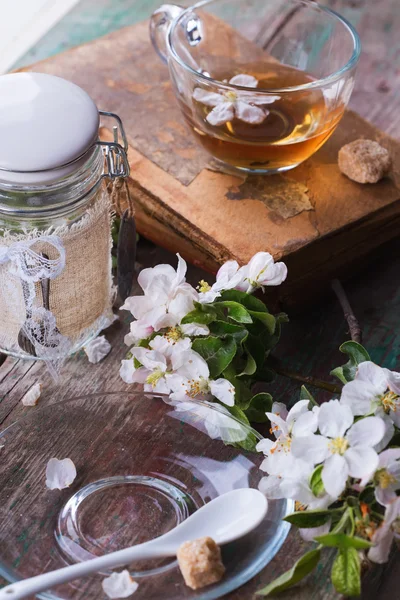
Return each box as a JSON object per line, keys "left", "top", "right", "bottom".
{"left": 12, "top": 0, "right": 173, "bottom": 71}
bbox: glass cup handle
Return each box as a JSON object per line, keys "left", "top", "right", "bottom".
{"left": 150, "top": 4, "right": 203, "bottom": 64}
{"left": 150, "top": 4, "right": 185, "bottom": 64}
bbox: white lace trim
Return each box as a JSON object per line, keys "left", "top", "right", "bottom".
{"left": 0, "top": 235, "right": 70, "bottom": 361}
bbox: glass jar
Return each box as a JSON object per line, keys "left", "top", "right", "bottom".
{"left": 0, "top": 73, "right": 130, "bottom": 361}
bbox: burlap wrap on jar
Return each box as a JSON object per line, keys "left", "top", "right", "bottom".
{"left": 0, "top": 189, "right": 115, "bottom": 355}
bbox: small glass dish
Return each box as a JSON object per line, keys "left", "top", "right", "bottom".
{"left": 0, "top": 392, "right": 291, "bottom": 599}
{"left": 151, "top": 0, "right": 361, "bottom": 174}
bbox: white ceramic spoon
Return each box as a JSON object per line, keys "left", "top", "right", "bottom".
{"left": 0, "top": 488, "right": 268, "bottom": 600}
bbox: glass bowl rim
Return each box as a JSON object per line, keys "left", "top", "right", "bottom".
{"left": 167, "top": 0, "right": 361, "bottom": 93}
{"left": 0, "top": 391, "right": 264, "bottom": 443}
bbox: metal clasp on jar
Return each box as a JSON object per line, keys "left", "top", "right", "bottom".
{"left": 97, "top": 111, "right": 130, "bottom": 179}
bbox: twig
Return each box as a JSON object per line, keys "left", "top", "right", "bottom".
{"left": 270, "top": 358, "right": 342, "bottom": 395}
{"left": 331, "top": 279, "right": 362, "bottom": 343}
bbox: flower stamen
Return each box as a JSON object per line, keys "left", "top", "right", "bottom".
{"left": 328, "top": 437, "right": 349, "bottom": 455}
{"left": 381, "top": 390, "right": 399, "bottom": 413}
{"left": 225, "top": 91, "right": 237, "bottom": 102}
{"left": 375, "top": 468, "right": 397, "bottom": 489}
{"left": 145, "top": 369, "right": 164, "bottom": 387}
{"left": 197, "top": 280, "right": 212, "bottom": 293}
{"left": 187, "top": 377, "right": 209, "bottom": 398}
{"left": 166, "top": 326, "right": 182, "bottom": 342}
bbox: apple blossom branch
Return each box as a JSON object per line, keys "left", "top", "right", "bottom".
{"left": 269, "top": 357, "right": 342, "bottom": 396}
{"left": 331, "top": 278, "right": 362, "bottom": 343}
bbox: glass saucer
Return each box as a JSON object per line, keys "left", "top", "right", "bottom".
{"left": 0, "top": 392, "right": 291, "bottom": 599}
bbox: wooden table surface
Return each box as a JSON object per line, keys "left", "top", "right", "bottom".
{"left": 2, "top": 0, "right": 400, "bottom": 598}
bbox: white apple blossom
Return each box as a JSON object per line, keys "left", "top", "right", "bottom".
{"left": 167, "top": 373, "right": 235, "bottom": 407}
{"left": 368, "top": 497, "right": 400, "bottom": 564}
{"left": 257, "top": 400, "right": 318, "bottom": 478}
{"left": 121, "top": 254, "right": 198, "bottom": 342}
{"left": 120, "top": 336, "right": 192, "bottom": 393}
{"left": 241, "top": 252, "right": 288, "bottom": 293}
{"left": 291, "top": 400, "right": 385, "bottom": 499}
{"left": 197, "top": 254, "right": 288, "bottom": 304}
{"left": 373, "top": 448, "right": 400, "bottom": 506}
{"left": 166, "top": 348, "right": 235, "bottom": 407}
{"left": 193, "top": 74, "right": 280, "bottom": 126}
{"left": 197, "top": 261, "right": 247, "bottom": 303}
{"left": 258, "top": 463, "right": 334, "bottom": 518}
{"left": 341, "top": 362, "right": 400, "bottom": 451}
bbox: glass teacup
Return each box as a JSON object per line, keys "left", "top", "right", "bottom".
{"left": 150, "top": 0, "right": 360, "bottom": 174}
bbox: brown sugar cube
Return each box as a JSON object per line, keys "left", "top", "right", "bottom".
{"left": 177, "top": 537, "right": 225, "bottom": 590}
{"left": 338, "top": 139, "right": 391, "bottom": 184}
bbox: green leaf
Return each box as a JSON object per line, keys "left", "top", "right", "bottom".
{"left": 315, "top": 533, "right": 372, "bottom": 550}
{"left": 181, "top": 307, "right": 217, "bottom": 325}
{"left": 238, "top": 351, "right": 257, "bottom": 377}
{"left": 331, "top": 341, "right": 371, "bottom": 384}
{"left": 284, "top": 509, "right": 338, "bottom": 528}
{"left": 300, "top": 385, "right": 319, "bottom": 408}
{"left": 310, "top": 465, "right": 325, "bottom": 497}
{"left": 248, "top": 310, "right": 276, "bottom": 335}
{"left": 133, "top": 357, "right": 142, "bottom": 369}
{"left": 192, "top": 336, "right": 236, "bottom": 378}
{"left": 331, "top": 547, "right": 361, "bottom": 597}
{"left": 217, "top": 301, "right": 253, "bottom": 324}
{"left": 256, "top": 549, "right": 321, "bottom": 596}
{"left": 245, "top": 393, "right": 273, "bottom": 423}
{"left": 227, "top": 406, "right": 258, "bottom": 451}
{"left": 219, "top": 289, "right": 268, "bottom": 312}
{"left": 245, "top": 334, "right": 266, "bottom": 370}
{"left": 209, "top": 320, "right": 248, "bottom": 344}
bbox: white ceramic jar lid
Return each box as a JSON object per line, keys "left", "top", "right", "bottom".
{"left": 0, "top": 72, "right": 100, "bottom": 185}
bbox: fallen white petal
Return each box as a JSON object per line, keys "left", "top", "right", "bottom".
{"left": 84, "top": 335, "right": 111, "bottom": 364}
{"left": 206, "top": 102, "right": 235, "bottom": 126}
{"left": 22, "top": 383, "right": 42, "bottom": 406}
{"left": 46, "top": 458, "right": 77, "bottom": 490}
{"left": 229, "top": 74, "right": 258, "bottom": 87}
{"left": 235, "top": 100, "right": 266, "bottom": 124}
{"left": 102, "top": 571, "right": 139, "bottom": 599}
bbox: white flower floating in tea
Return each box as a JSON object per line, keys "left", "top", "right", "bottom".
{"left": 46, "top": 457, "right": 77, "bottom": 490}
{"left": 193, "top": 74, "right": 280, "bottom": 126}
{"left": 102, "top": 570, "right": 139, "bottom": 599}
